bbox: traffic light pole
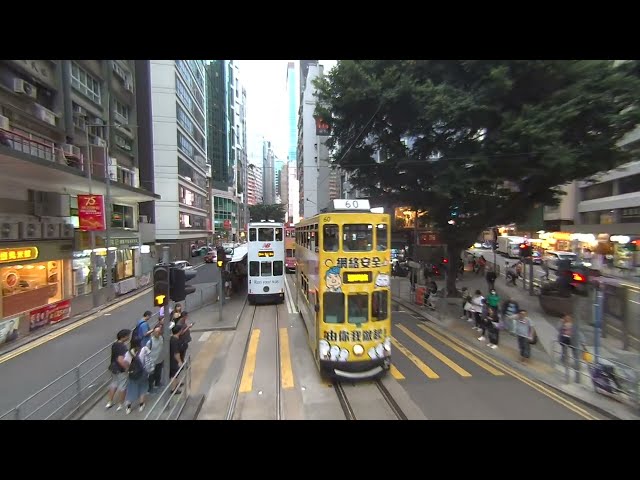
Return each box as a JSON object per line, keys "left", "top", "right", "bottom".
{"left": 217, "top": 265, "right": 223, "bottom": 323}
{"left": 529, "top": 256, "right": 534, "bottom": 296}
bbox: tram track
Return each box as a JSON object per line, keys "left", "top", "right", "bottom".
{"left": 225, "top": 298, "right": 255, "bottom": 420}
{"left": 274, "top": 303, "right": 283, "bottom": 420}
{"left": 333, "top": 377, "right": 407, "bottom": 420}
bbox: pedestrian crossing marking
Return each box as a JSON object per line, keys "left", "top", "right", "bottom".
{"left": 397, "top": 324, "right": 472, "bottom": 377}
{"left": 391, "top": 338, "right": 439, "bottom": 379}
{"left": 417, "top": 323, "right": 504, "bottom": 376}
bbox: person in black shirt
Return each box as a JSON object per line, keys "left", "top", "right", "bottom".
{"left": 106, "top": 329, "right": 131, "bottom": 410}
{"left": 169, "top": 324, "right": 184, "bottom": 394}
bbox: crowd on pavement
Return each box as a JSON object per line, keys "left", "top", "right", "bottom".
{"left": 104, "top": 304, "right": 193, "bottom": 415}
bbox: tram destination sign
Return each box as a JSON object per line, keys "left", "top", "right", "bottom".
{"left": 258, "top": 251, "right": 275, "bottom": 257}
{"left": 342, "top": 271, "right": 372, "bottom": 284}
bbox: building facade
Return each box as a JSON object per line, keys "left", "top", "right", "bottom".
{"left": 286, "top": 62, "right": 299, "bottom": 223}
{"left": 263, "top": 140, "right": 275, "bottom": 205}
{"left": 0, "top": 60, "right": 157, "bottom": 345}
{"left": 150, "top": 60, "right": 210, "bottom": 260}
{"left": 247, "top": 162, "right": 263, "bottom": 206}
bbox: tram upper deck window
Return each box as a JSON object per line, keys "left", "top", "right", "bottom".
{"left": 249, "top": 228, "right": 257, "bottom": 241}
{"left": 258, "top": 228, "right": 274, "bottom": 242}
{"left": 371, "top": 291, "right": 389, "bottom": 321}
{"left": 323, "top": 292, "right": 345, "bottom": 324}
{"left": 376, "top": 224, "right": 388, "bottom": 251}
{"left": 348, "top": 293, "right": 369, "bottom": 324}
{"left": 275, "top": 228, "right": 283, "bottom": 241}
{"left": 249, "top": 261, "right": 259, "bottom": 277}
{"left": 323, "top": 225, "right": 339, "bottom": 252}
{"left": 343, "top": 224, "right": 373, "bottom": 252}
{"left": 261, "top": 261, "right": 272, "bottom": 276}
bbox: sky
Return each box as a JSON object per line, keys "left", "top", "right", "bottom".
{"left": 236, "top": 60, "right": 337, "bottom": 164}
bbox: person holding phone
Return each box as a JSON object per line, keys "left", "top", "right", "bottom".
{"left": 177, "top": 311, "right": 194, "bottom": 362}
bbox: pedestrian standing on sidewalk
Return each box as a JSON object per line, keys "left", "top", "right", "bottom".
{"left": 515, "top": 310, "right": 534, "bottom": 362}
{"left": 176, "top": 311, "right": 194, "bottom": 362}
{"left": 169, "top": 324, "right": 184, "bottom": 394}
{"left": 132, "top": 310, "right": 153, "bottom": 348}
{"left": 123, "top": 337, "right": 152, "bottom": 414}
{"left": 470, "top": 290, "right": 484, "bottom": 331}
{"left": 486, "top": 268, "right": 497, "bottom": 291}
{"left": 105, "top": 329, "right": 131, "bottom": 411}
{"left": 460, "top": 287, "right": 471, "bottom": 320}
{"left": 148, "top": 326, "right": 164, "bottom": 391}
{"left": 486, "top": 306, "right": 500, "bottom": 349}
{"left": 558, "top": 314, "right": 576, "bottom": 364}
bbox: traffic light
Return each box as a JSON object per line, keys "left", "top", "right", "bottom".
{"left": 153, "top": 265, "right": 170, "bottom": 308}
{"left": 519, "top": 243, "right": 532, "bottom": 258}
{"left": 216, "top": 246, "right": 226, "bottom": 269}
{"left": 170, "top": 266, "right": 197, "bottom": 302}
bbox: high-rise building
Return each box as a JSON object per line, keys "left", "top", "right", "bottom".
{"left": 286, "top": 62, "right": 299, "bottom": 223}
{"left": 263, "top": 140, "right": 275, "bottom": 204}
{"left": 0, "top": 60, "right": 157, "bottom": 332}
{"left": 150, "top": 60, "right": 210, "bottom": 260}
{"left": 247, "top": 162, "right": 263, "bottom": 205}
{"left": 274, "top": 158, "right": 284, "bottom": 202}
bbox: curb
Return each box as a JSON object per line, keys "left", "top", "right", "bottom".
{"left": 0, "top": 286, "right": 153, "bottom": 357}
{"left": 392, "top": 294, "right": 627, "bottom": 420}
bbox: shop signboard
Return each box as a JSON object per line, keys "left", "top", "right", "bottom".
{"left": 78, "top": 194, "right": 106, "bottom": 231}
{"left": 28, "top": 299, "right": 71, "bottom": 331}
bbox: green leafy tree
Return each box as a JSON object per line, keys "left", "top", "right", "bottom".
{"left": 249, "top": 203, "right": 286, "bottom": 222}
{"left": 315, "top": 60, "right": 640, "bottom": 295}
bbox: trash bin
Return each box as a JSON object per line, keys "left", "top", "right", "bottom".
{"left": 415, "top": 286, "right": 426, "bottom": 306}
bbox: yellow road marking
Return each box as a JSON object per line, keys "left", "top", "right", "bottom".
{"left": 190, "top": 332, "right": 224, "bottom": 393}
{"left": 391, "top": 338, "right": 439, "bottom": 379}
{"left": 417, "top": 324, "right": 504, "bottom": 376}
{"left": 421, "top": 322, "right": 599, "bottom": 420}
{"left": 0, "top": 287, "right": 151, "bottom": 365}
{"left": 239, "top": 329, "right": 261, "bottom": 393}
{"left": 397, "top": 324, "right": 471, "bottom": 377}
{"left": 279, "top": 328, "right": 295, "bottom": 389}
{"left": 390, "top": 364, "right": 405, "bottom": 380}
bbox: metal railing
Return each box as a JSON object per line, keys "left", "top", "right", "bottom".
{"left": 0, "top": 312, "right": 160, "bottom": 420}
{"left": 551, "top": 340, "right": 640, "bottom": 409}
{"left": 183, "top": 283, "right": 218, "bottom": 312}
{"left": 144, "top": 356, "right": 191, "bottom": 420}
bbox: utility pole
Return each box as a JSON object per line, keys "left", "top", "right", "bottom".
{"left": 161, "top": 246, "right": 171, "bottom": 385}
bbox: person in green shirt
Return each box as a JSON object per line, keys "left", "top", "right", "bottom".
{"left": 487, "top": 289, "right": 500, "bottom": 309}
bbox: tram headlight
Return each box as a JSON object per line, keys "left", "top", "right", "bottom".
{"left": 383, "top": 337, "right": 392, "bottom": 352}
{"left": 330, "top": 345, "right": 340, "bottom": 361}
{"left": 339, "top": 348, "right": 349, "bottom": 361}
{"left": 319, "top": 340, "right": 330, "bottom": 358}
{"left": 375, "top": 344, "right": 385, "bottom": 358}
{"left": 368, "top": 347, "right": 377, "bottom": 359}
{"left": 353, "top": 344, "right": 364, "bottom": 356}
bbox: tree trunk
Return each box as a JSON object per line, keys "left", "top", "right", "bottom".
{"left": 446, "top": 244, "right": 463, "bottom": 297}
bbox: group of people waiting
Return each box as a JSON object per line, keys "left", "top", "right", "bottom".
{"left": 105, "top": 304, "right": 193, "bottom": 415}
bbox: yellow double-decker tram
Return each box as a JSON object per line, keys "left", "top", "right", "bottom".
{"left": 294, "top": 199, "right": 392, "bottom": 380}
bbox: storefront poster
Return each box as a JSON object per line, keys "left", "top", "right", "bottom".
{"left": 78, "top": 194, "right": 106, "bottom": 231}
{"left": 0, "top": 316, "right": 20, "bottom": 345}
{"left": 29, "top": 299, "right": 71, "bottom": 331}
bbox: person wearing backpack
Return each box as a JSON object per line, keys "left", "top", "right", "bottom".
{"left": 132, "top": 310, "right": 153, "bottom": 348}
{"left": 105, "top": 329, "right": 131, "bottom": 411}
{"left": 123, "top": 337, "right": 153, "bottom": 414}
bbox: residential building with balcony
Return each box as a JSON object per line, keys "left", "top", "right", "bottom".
{"left": 247, "top": 162, "right": 263, "bottom": 206}
{"left": 0, "top": 59, "right": 158, "bottom": 342}
{"left": 150, "top": 60, "right": 210, "bottom": 259}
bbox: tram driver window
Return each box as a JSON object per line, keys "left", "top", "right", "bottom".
{"left": 348, "top": 293, "right": 369, "bottom": 324}
{"left": 249, "top": 261, "right": 260, "bottom": 277}
{"left": 261, "top": 261, "right": 272, "bottom": 276}
{"left": 258, "top": 228, "right": 274, "bottom": 242}
{"left": 371, "top": 291, "right": 389, "bottom": 321}
{"left": 323, "top": 292, "right": 345, "bottom": 324}
{"left": 323, "top": 224, "right": 339, "bottom": 252}
{"left": 275, "top": 228, "right": 283, "bottom": 241}
{"left": 343, "top": 224, "right": 373, "bottom": 252}
{"left": 249, "top": 228, "right": 256, "bottom": 241}
{"left": 376, "top": 224, "right": 388, "bottom": 251}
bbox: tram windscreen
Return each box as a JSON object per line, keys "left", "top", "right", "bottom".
{"left": 275, "top": 228, "right": 283, "bottom": 241}
{"left": 323, "top": 292, "right": 345, "bottom": 324}
{"left": 376, "top": 224, "right": 388, "bottom": 251}
{"left": 343, "top": 224, "right": 373, "bottom": 252}
{"left": 348, "top": 293, "right": 369, "bottom": 324}
{"left": 258, "top": 228, "right": 274, "bottom": 241}
{"left": 249, "top": 228, "right": 256, "bottom": 241}
{"left": 286, "top": 249, "right": 295, "bottom": 258}
{"left": 371, "top": 291, "right": 389, "bottom": 321}
{"left": 323, "top": 224, "right": 339, "bottom": 252}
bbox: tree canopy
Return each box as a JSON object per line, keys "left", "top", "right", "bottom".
{"left": 315, "top": 60, "right": 640, "bottom": 291}
{"left": 249, "top": 203, "right": 286, "bottom": 222}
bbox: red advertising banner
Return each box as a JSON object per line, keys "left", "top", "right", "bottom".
{"left": 78, "top": 194, "right": 106, "bottom": 231}
{"left": 418, "top": 232, "right": 441, "bottom": 246}
{"left": 315, "top": 117, "right": 330, "bottom": 136}
{"left": 29, "top": 299, "right": 72, "bottom": 331}
{"left": 223, "top": 219, "right": 232, "bottom": 230}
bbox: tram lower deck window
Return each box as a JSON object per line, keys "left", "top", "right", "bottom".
{"left": 273, "top": 261, "right": 283, "bottom": 276}
{"left": 348, "top": 293, "right": 369, "bottom": 324}
{"left": 249, "top": 261, "right": 259, "bottom": 277}
{"left": 372, "top": 291, "right": 389, "bottom": 321}
{"left": 261, "top": 261, "right": 272, "bottom": 276}
{"left": 323, "top": 292, "right": 345, "bottom": 324}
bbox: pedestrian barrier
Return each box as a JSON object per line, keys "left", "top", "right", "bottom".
{"left": 183, "top": 283, "right": 219, "bottom": 312}
{"left": 0, "top": 312, "right": 161, "bottom": 421}
{"left": 143, "top": 356, "right": 191, "bottom": 420}
{"left": 551, "top": 340, "right": 640, "bottom": 410}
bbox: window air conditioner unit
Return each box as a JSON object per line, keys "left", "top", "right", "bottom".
{"left": 13, "top": 78, "right": 37, "bottom": 99}
{"left": 124, "top": 80, "right": 133, "bottom": 92}
{"left": 62, "top": 144, "right": 82, "bottom": 158}
{"left": 73, "top": 104, "right": 87, "bottom": 117}
{"left": 139, "top": 215, "right": 149, "bottom": 224}
{"left": 0, "top": 222, "right": 19, "bottom": 240}
{"left": 20, "top": 221, "right": 42, "bottom": 240}
{"left": 94, "top": 137, "right": 107, "bottom": 147}
{"left": 43, "top": 222, "right": 61, "bottom": 239}
{"left": 0, "top": 115, "right": 10, "bottom": 131}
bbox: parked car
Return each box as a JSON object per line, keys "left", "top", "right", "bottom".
{"left": 204, "top": 249, "right": 216, "bottom": 263}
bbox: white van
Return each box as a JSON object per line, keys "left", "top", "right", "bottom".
{"left": 543, "top": 251, "right": 577, "bottom": 270}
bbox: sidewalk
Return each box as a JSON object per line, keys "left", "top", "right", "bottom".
{"left": 392, "top": 275, "right": 640, "bottom": 419}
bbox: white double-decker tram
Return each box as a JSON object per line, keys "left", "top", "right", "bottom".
{"left": 247, "top": 221, "right": 286, "bottom": 304}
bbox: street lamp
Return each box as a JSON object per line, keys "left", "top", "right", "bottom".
{"left": 84, "top": 123, "right": 137, "bottom": 296}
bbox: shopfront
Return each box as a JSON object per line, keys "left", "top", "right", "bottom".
{"left": 0, "top": 241, "right": 73, "bottom": 339}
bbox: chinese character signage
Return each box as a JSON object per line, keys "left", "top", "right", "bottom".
{"left": 78, "top": 194, "right": 106, "bottom": 231}
{"left": 418, "top": 232, "right": 440, "bottom": 246}
{"left": 315, "top": 117, "right": 330, "bottom": 136}
{"left": 0, "top": 247, "right": 39, "bottom": 264}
